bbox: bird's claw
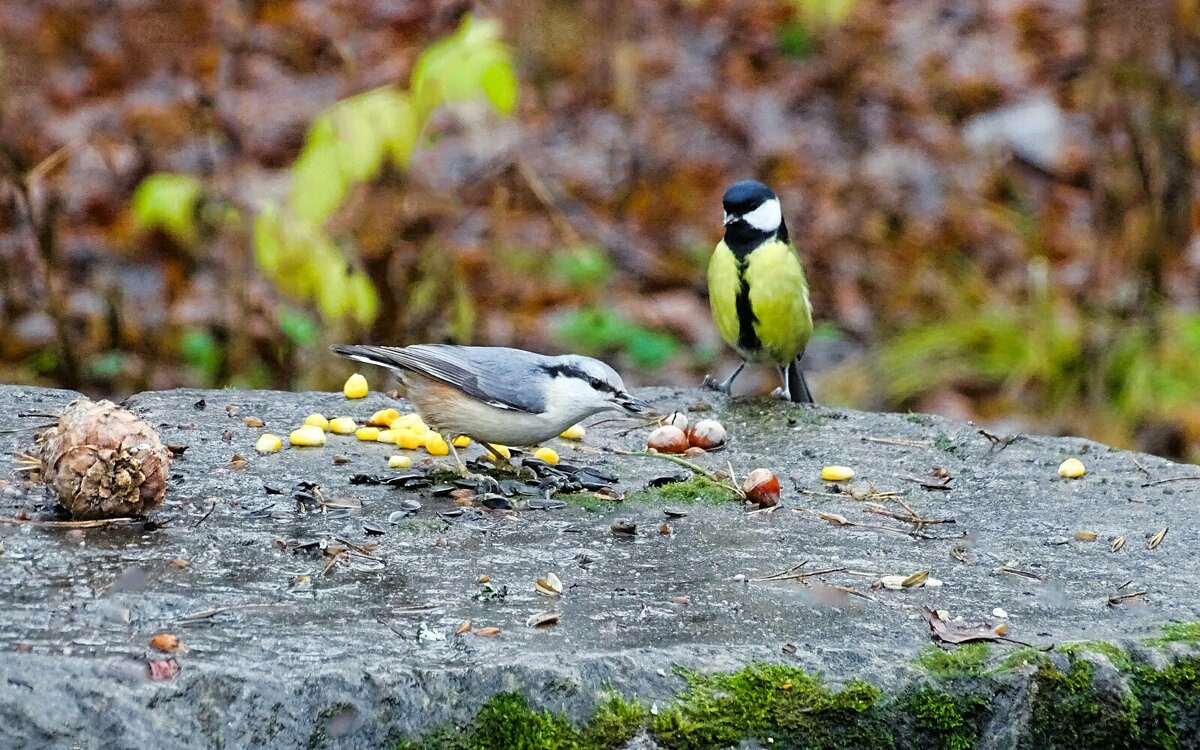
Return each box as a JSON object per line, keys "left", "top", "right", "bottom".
{"left": 769, "top": 387, "right": 789, "bottom": 400}
{"left": 702, "top": 374, "right": 731, "bottom": 395}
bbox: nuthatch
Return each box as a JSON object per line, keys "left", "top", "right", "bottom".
{"left": 332, "top": 344, "right": 649, "bottom": 474}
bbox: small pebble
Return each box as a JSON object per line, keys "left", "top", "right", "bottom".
{"left": 992, "top": 607, "right": 1008, "bottom": 619}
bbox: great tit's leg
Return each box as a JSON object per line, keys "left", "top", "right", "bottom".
{"left": 770, "top": 365, "right": 790, "bottom": 400}
{"left": 787, "top": 359, "right": 815, "bottom": 404}
{"left": 703, "top": 361, "right": 746, "bottom": 395}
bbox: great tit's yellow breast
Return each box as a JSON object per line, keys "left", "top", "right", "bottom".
{"left": 743, "top": 239, "right": 812, "bottom": 363}
{"left": 707, "top": 241, "right": 744, "bottom": 352}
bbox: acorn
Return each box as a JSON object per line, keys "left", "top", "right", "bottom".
{"left": 32, "top": 399, "right": 171, "bottom": 520}
{"left": 687, "top": 419, "right": 727, "bottom": 450}
{"left": 659, "top": 412, "right": 689, "bottom": 432}
{"left": 741, "top": 468, "right": 780, "bottom": 507}
{"left": 647, "top": 425, "right": 689, "bottom": 454}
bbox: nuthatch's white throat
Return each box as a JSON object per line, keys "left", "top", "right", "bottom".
{"left": 332, "top": 344, "right": 649, "bottom": 474}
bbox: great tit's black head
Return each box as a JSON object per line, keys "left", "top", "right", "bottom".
{"left": 722, "top": 180, "right": 786, "bottom": 247}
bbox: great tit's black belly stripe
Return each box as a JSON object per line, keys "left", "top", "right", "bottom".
{"left": 733, "top": 258, "right": 761, "bottom": 354}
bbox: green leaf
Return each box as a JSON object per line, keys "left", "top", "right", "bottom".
{"left": 131, "top": 173, "right": 203, "bottom": 245}
{"left": 278, "top": 306, "right": 319, "bottom": 347}
{"left": 348, "top": 271, "right": 380, "bottom": 327}
{"left": 252, "top": 207, "right": 282, "bottom": 276}
{"left": 180, "top": 328, "right": 221, "bottom": 378}
{"left": 289, "top": 139, "right": 347, "bottom": 224}
{"left": 481, "top": 57, "right": 518, "bottom": 114}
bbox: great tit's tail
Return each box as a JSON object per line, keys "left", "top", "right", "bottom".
{"left": 786, "top": 359, "right": 815, "bottom": 404}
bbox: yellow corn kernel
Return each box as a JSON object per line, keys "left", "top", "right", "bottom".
{"left": 376, "top": 429, "right": 398, "bottom": 444}
{"left": 366, "top": 408, "right": 398, "bottom": 427}
{"left": 387, "top": 455, "right": 413, "bottom": 470}
{"left": 393, "top": 413, "right": 426, "bottom": 430}
{"left": 343, "top": 373, "right": 369, "bottom": 399}
{"left": 255, "top": 433, "right": 282, "bottom": 453}
{"left": 1058, "top": 458, "right": 1086, "bottom": 479}
{"left": 486, "top": 444, "right": 511, "bottom": 461}
{"left": 355, "top": 427, "right": 380, "bottom": 442}
{"left": 394, "top": 430, "right": 423, "bottom": 450}
{"left": 820, "top": 465, "right": 855, "bottom": 482}
{"left": 559, "top": 424, "right": 586, "bottom": 440}
{"left": 303, "top": 413, "right": 329, "bottom": 431}
{"left": 534, "top": 447, "right": 559, "bottom": 465}
{"left": 289, "top": 425, "right": 327, "bottom": 447}
{"left": 426, "top": 433, "right": 450, "bottom": 456}
{"left": 452, "top": 435, "right": 471, "bottom": 448}
{"left": 328, "top": 417, "right": 356, "bottom": 435}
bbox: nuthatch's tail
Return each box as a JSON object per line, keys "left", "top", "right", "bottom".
{"left": 331, "top": 344, "right": 407, "bottom": 372}
{"left": 787, "top": 359, "right": 815, "bottom": 404}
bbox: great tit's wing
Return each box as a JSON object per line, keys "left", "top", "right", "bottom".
{"left": 332, "top": 344, "right": 546, "bottom": 413}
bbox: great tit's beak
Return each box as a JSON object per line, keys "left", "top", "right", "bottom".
{"left": 723, "top": 211, "right": 735, "bottom": 226}
{"left": 617, "top": 395, "right": 652, "bottom": 414}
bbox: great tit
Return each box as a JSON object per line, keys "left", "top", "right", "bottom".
{"left": 703, "top": 180, "right": 814, "bottom": 403}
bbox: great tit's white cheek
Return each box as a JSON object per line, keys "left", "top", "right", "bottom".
{"left": 742, "top": 198, "right": 782, "bottom": 233}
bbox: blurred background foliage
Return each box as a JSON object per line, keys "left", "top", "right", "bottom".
{"left": 1, "top": 0, "right": 1199, "bottom": 460}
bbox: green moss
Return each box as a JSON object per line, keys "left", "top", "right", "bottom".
{"left": 1060, "top": 641, "right": 1133, "bottom": 670}
{"left": 1149, "top": 622, "right": 1200, "bottom": 646}
{"left": 933, "top": 435, "right": 957, "bottom": 453}
{"left": 395, "top": 692, "right": 583, "bottom": 750}
{"left": 626, "top": 476, "right": 740, "bottom": 505}
{"left": 648, "top": 663, "right": 889, "bottom": 750}
{"left": 557, "top": 492, "right": 613, "bottom": 513}
{"left": 582, "top": 693, "right": 647, "bottom": 749}
{"left": 904, "top": 687, "right": 987, "bottom": 750}
{"left": 905, "top": 413, "right": 935, "bottom": 426}
{"left": 997, "top": 646, "right": 1052, "bottom": 672}
{"left": 914, "top": 644, "right": 990, "bottom": 679}
{"left": 395, "top": 653, "right": 1200, "bottom": 749}
{"left": 1131, "top": 656, "right": 1200, "bottom": 748}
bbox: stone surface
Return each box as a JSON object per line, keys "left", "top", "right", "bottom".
{"left": 0, "top": 384, "right": 1197, "bottom": 748}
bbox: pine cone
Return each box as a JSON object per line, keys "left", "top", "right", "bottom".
{"left": 35, "top": 400, "right": 171, "bottom": 519}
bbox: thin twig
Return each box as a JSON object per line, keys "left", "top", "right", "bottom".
{"left": 899, "top": 475, "right": 953, "bottom": 491}
{"left": 1131, "top": 457, "right": 1152, "bottom": 479}
{"left": 0, "top": 515, "right": 141, "bottom": 528}
{"left": 862, "top": 436, "right": 931, "bottom": 447}
{"left": 750, "top": 566, "right": 847, "bottom": 583}
{"left": 375, "top": 617, "right": 408, "bottom": 640}
{"left": 0, "top": 423, "right": 54, "bottom": 434}
{"left": 178, "top": 601, "right": 291, "bottom": 622}
{"left": 864, "top": 507, "right": 956, "bottom": 526}
{"left": 751, "top": 561, "right": 809, "bottom": 581}
{"left": 1141, "top": 476, "right": 1200, "bottom": 487}
{"left": 613, "top": 449, "right": 721, "bottom": 483}
{"left": 832, "top": 585, "right": 879, "bottom": 602}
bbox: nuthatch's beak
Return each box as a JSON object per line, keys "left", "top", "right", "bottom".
{"left": 617, "top": 395, "right": 652, "bottom": 414}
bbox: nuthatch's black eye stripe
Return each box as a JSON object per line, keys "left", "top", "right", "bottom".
{"left": 541, "top": 363, "right": 619, "bottom": 394}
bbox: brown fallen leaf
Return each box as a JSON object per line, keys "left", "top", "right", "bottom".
{"left": 229, "top": 454, "right": 248, "bottom": 470}
{"left": 818, "top": 512, "right": 850, "bottom": 525}
{"left": 922, "top": 606, "right": 1001, "bottom": 646}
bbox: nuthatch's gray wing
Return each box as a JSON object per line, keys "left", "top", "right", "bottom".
{"left": 331, "top": 344, "right": 549, "bottom": 414}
